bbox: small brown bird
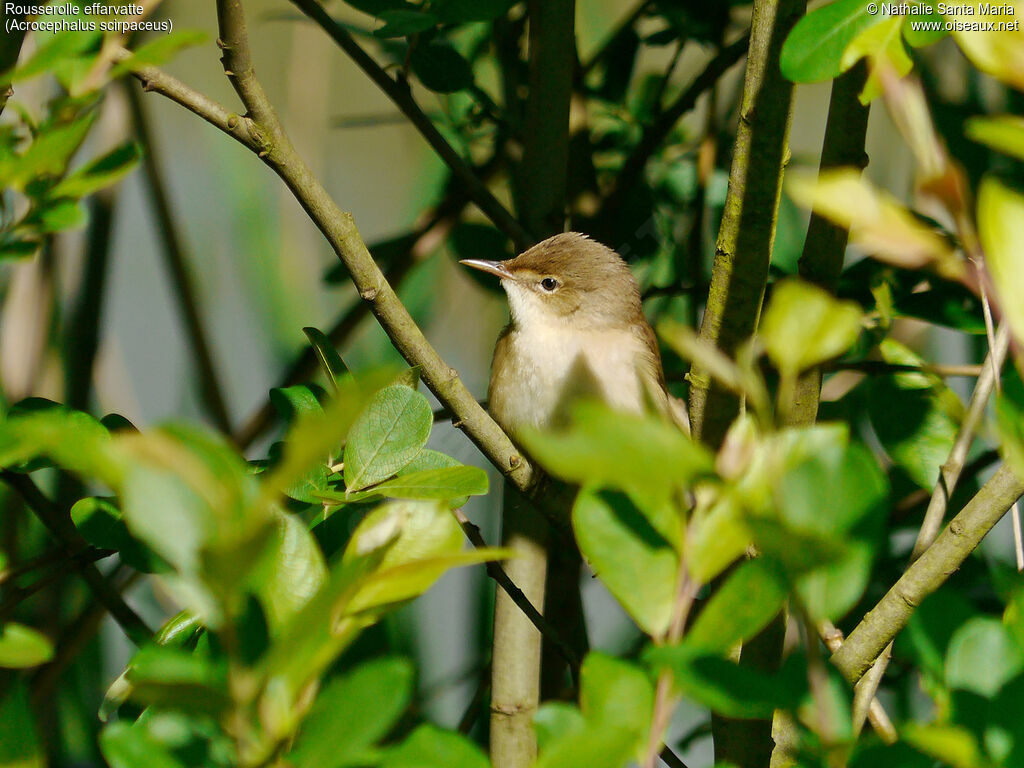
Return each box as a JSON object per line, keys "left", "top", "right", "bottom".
{"left": 462, "top": 231, "right": 687, "bottom": 440}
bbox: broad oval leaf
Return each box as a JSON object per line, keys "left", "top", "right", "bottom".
{"left": 572, "top": 488, "right": 678, "bottom": 638}
{"left": 381, "top": 724, "right": 488, "bottom": 768}
{"left": 979, "top": 178, "right": 1024, "bottom": 346}
{"left": 373, "top": 9, "right": 438, "bottom": 37}
{"left": 780, "top": 0, "right": 881, "bottom": 82}
{"left": 966, "top": 115, "right": 1024, "bottom": 162}
{"left": 100, "top": 722, "right": 188, "bottom": 768}
{"left": 302, "top": 326, "right": 349, "bottom": 391}
{"left": 339, "top": 465, "right": 488, "bottom": 503}
{"left": 521, "top": 401, "right": 713, "bottom": 508}
{"left": 685, "top": 559, "right": 787, "bottom": 654}
{"left": 344, "top": 385, "right": 433, "bottom": 492}
{"left": 0, "top": 623, "right": 53, "bottom": 668}
{"left": 51, "top": 141, "right": 142, "bottom": 199}
{"left": 409, "top": 42, "right": 474, "bottom": 93}
{"left": 946, "top": 617, "right": 1024, "bottom": 697}
{"left": 760, "top": 278, "right": 863, "bottom": 377}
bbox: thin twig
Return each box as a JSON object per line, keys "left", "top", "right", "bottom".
{"left": 0, "top": 472, "right": 152, "bottom": 645}
{"left": 0, "top": 548, "right": 114, "bottom": 623}
{"left": 125, "top": 80, "right": 233, "bottom": 434}
{"left": 452, "top": 508, "right": 578, "bottom": 674}
{"left": 287, "top": 0, "right": 532, "bottom": 250}
{"left": 913, "top": 324, "right": 1010, "bottom": 558}
{"left": 599, "top": 33, "right": 751, "bottom": 218}
{"left": 829, "top": 361, "right": 983, "bottom": 378}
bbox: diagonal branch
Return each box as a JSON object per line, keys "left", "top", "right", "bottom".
{"left": 0, "top": 471, "right": 153, "bottom": 646}
{"left": 287, "top": 0, "right": 532, "bottom": 250}
{"left": 121, "top": 22, "right": 539, "bottom": 498}
{"left": 831, "top": 464, "right": 1024, "bottom": 684}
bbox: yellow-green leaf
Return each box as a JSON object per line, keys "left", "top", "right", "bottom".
{"left": 966, "top": 115, "right": 1024, "bottom": 161}
{"left": 760, "top": 279, "right": 863, "bottom": 377}
{"left": 979, "top": 177, "right": 1024, "bottom": 346}
{"left": 788, "top": 168, "right": 963, "bottom": 281}
{"left": 947, "top": 8, "right": 1024, "bottom": 91}
{"left": 840, "top": 15, "right": 913, "bottom": 103}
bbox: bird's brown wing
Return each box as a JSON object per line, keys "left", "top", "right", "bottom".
{"left": 635, "top": 320, "right": 691, "bottom": 435}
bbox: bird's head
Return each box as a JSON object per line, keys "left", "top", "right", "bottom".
{"left": 461, "top": 232, "right": 642, "bottom": 331}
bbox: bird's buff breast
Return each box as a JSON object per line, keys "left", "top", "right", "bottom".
{"left": 488, "top": 323, "right": 646, "bottom": 438}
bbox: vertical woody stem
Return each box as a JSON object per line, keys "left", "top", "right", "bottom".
{"left": 685, "top": 1, "right": 805, "bottom": 765}
{"left": 492, "top": 2, "right": 576, "bottom": 767}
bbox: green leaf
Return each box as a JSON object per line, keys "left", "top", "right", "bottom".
{"left": 381, "top": 725, "right": 488, "bottom": 768}
{"left": 343, "top": 500, "right": 508, "bottom": 615}
{"left": 979, "top": 178, "right": 1024, "bottom": 347}
{"left": 780, "top": 0, "right": 882, "bottom": 82}
{"left": 0, "top": 681, "right": 43, "bottom": 767}
{"left": 685, "top": 559, "right": 787, "bottom": 654}
{"left": 945, "top": 617, "right": 1024, "bottom": 697}
{"left": 119, "top": 425, "right": 266, "bottom": 585}
{"left": 31, "top": 199, "right": 86, "bottom": 232}
{"left": 254, "top": 510, "right": 327, "bottom": 631}
{"left": 901, "top": 588, "right": 976, "bottom": 679}
{"left": 534, "top": 724, "right": 639, "bottom": 768}
{"left": 373, "top": 9, "right": 438, "bottom": 37}
{"left": 409, "top": 42, "right": 474, "bottom": 93}
{"left": 6, "top": 28, "right": 101, "bottom": 83}
{"left": 343, "top": 385, "right": 433, "bottom": 492}
{"left": 901, "top": 724, "right": 985, "bottom": 768}
{"left": 302, "top": 326, "right": 350, "bottom": 391}
{"left": 71, "top": 495, "right": 163, "bottom": 574}
{"left": 520, "top": 401, "right": 713, "bottom": 508}
{"left": 0, "top": 237, "right": 39, "bottom": 260}
{"left": 341, "top": 0, "right": 407, "bottom": 15}
{"left": 258, "top": 548, "right": 391, "bottom": 698}
{"left": 100, "top": 722, "right": 188, "bottom": 768}
{"left": 264, "top": 369, "right": 396, "bottom": 501}
{"left": 50, "top": 141, "right": 141, "bottom": 199}
{"left": 868, "top": 378, "right": 958, "bottom": 490}
{"left": 154, "top": 610, "right": 203, "bottom": 649}
{"left": 0, "top": 623, "right": 53, "bottom": 668}
{"left": 967, "top": 115, "right": 1024, "bottom": 162}
{"left": 685, "top": 494, "right": 750, "bottom": 584}
{"left": 433, "top": 0, "right": 515, "bottom": 22}
{"left": 0, "top": 113, "right": 97, "bottom": 190}
{"left": 125, "top": 645, "right": 230, "bottom": 715}
{"left": 534, "top": 703, "right": 585, "bottom": 751}
{"left": 572, "top": 489, "right": 678, "bottom": 638}
{"left": 645, "top": 645, "right": 788, "bottom": 718}
{"left": 760, "top": 278, "right": 863, "bottom": 377}
{"left": 0, "top": 402, "right": 121, "bottom": 484}
{"left": 579, "top": 653, "right": 654, "bottom": 739}
{"left": 289, "top": 657, "right": 414, "bottom": 768}
{"left": 109, "top": 30, "right": 208, "bottom": 78}
{"left": 841, "top": 15, "right": 913, "bottom": 103}
{"left": 334, "top": 465, "right": 488, "bottom": 503}
{"left": 902, "top": 9, "right": 949, "bottom": 47}
{"left": 270, "top": 384, "right": 325, "bottom": 422}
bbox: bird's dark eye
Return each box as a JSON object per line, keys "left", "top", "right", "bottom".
{"left": 540, "top": 277, "right": 558, "bottom": 292}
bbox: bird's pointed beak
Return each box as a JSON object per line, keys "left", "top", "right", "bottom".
{"left": 460, "top": 259, "right": 513, "bottom": 280}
